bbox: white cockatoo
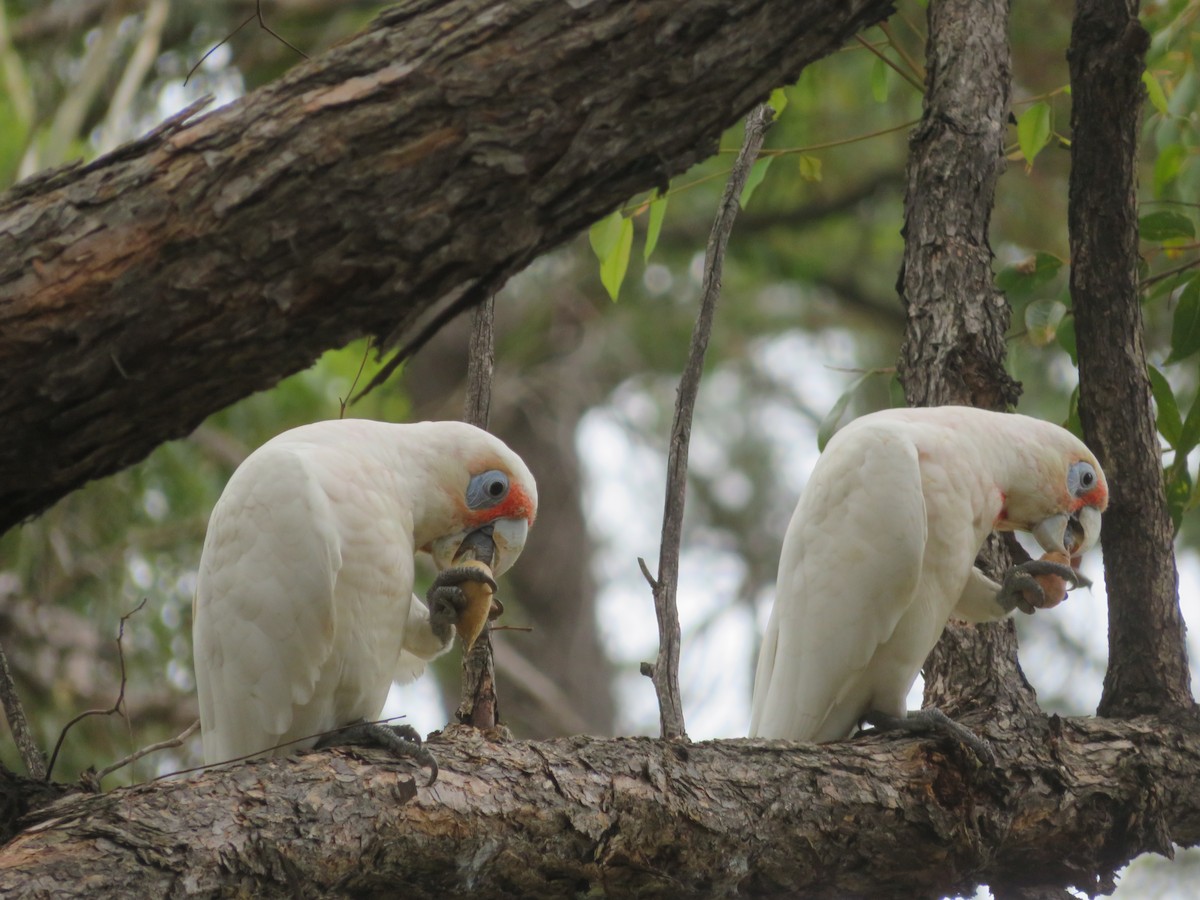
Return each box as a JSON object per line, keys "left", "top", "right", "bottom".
{"left": 748, "top": 406, "right": 1108, "bottom": 755}
{"left": 193, "top": 419, "right": 537, "bottom": 776}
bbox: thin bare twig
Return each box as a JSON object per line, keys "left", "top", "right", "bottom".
{"left": 339, "top": 337, "right": 373, "bottom": 418}
{"left": 641, "top": 104, "right": 774, "bottom": 741}
{"left": 456, "top": 296, "right": 502, "bottom": 730}
{"left": 0, "top": 637, "right": 46, "bottom": 779}
{"left": 94, "top": 720, "right": 200, "bottom": 784}
{"left": 185, "top": 0, "right": 309, "bottom": 86}
{"left": 45, "top": 598, "right": 147, "bottom": 781}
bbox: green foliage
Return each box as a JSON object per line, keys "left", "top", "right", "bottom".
{"left": 739, "top": 157, "right": 774, "bottom": 209}
{"left": 1140, "top": 209, "right": 1196, "bottom": 242}
{"left": 589, "top": 210, "right": 634, "bottom": 301}
{"left": 1166, "top": 276, "right": 1200, "bottom": 364}
{"left": 643, "top": 192, "right": 668, "bottom": 262}
{"left": 1017, "top": 101, "right": 1052, "bottom": 168}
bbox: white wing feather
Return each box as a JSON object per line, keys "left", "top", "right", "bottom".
{"left": 749, "top": 423, "right": 928, "bottom": 740}
{"left": 194, "top": 449, "right": 341, "bottom": 763}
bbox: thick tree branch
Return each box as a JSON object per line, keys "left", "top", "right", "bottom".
{"left": 3, "top": 713, "right": 1198, "bottom": 897}
{"left": 0, "top": 0, "right": 893, "bottom": 536}
{"left": 1068, "top": 0, "right": 1193, "bottom": 717}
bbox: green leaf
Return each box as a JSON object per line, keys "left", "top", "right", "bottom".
{"left": 599, "top": 215, "right": 634, "bottom": 301}
{"left": 1057, "top": 315, "right": 1077, "bottom": 365}
{"left": 888, "top": 374, "right": 908, "bottom": 409}
{"left": 1024, "top": 299, "right": 1067, "bottom": 347}
{"left": 871, "top": 57, "right": 889, "bottom": 103}
{"left": 798, "top": 154, "right": 823, "bottom": 183}
{"left": 1017, "top": 102, "right": 1052, "bottom": 167}
{"left": 767, "top": 86, "right": 789, "bottom": 117}
{"left": 739, "top": 157, "right": 773, "bottom": 209}
{"left": 589, "top": 211, "right": 624, "bottom": 261}
{"left": 996, "top": 252, "right": 1064, "bottom": 296}
{"left": 817, "top": 374, "right": 869, "bottom": 451}
{"left": 1143, "top": 70, "right": 1170, "bottom": 116}
{"left": 1140, "top": 209, "right": 1195, "bottom": 242}
{"left": 1178, "top": 391, "right": 1200, "bottom": 458}
{"left": 1064, "top": 386, "right": 1083, "bottom": 439}
{"left": 1149, "top": 365, "right": 1183, "bottom": 447}
{"left": 1166, "top": 465, "right": 1192, "bottom": 533}
{"left": 643, "top": 193, "right": 668, "bottom": 262}
{"left": 1167, "top": 275, "right": 1200, "bottom": 363}
{"left": 1153, "top": 143, "right": 1187, "bottom": 197}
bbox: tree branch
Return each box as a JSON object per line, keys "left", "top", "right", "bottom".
{"left": 893, "top": 0, "right": 1037, "bottom": 723}
{"left": 1067, "top": 0, "right": 1193, "bottom": 716}
{"left": 2, "top": 712, "right": 1197, "bottom": 897}
{"left": 456, "top": 296, "right": 502, "bottom": 730}
{"left": 0, "top": 0, "right": 894, "bottom": 537}
{"left": 642, "top": 104, "right": 773, "bottom": 741}
{"left": 0, "top": 639, "right": 45, "bottom": 780}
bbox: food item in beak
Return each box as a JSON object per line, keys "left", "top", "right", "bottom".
{"left": 454, "top": 557, "right": 499, "bottom": 651}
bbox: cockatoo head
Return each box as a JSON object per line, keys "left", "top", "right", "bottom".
{"left": 419, "top": 423, "right": 538, "bottom": 578}
{"left": 993, "top": 421, "right": 1109, "bottom": 560}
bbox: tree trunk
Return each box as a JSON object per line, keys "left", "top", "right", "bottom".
{"left": 2, "top": 717, "right": 1196, "bottom": 897}
{"left": 894, "top": 0, "right": 1034, "bottom": 716}
{"left": 0, "top": 0, "right": 893, "bottom": 537}
{"left": 1067, "top": 0, "right": 1193, "bottom": 718}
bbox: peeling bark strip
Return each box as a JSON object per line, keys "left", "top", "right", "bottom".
{"left": 2, "top": 718, "right": 1198, "bottom": 898}
{"left": 1067, "top": 1, "right": 1193, "bottom": 717}
{"left": 0, "top": 0, "right": 894, "bottom": 535}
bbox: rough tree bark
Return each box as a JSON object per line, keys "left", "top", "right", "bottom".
{"left": 0, "top": 0, "right": 894, "bottom": 537}
{"left": 1067, "top": 0, "right": 1193, "bottom": 717}
{"left": 894, "top": 0, "right": 1037, "bottom": 727}
{"left": 2, "top": 716, "right": 1197, "bottom": 898}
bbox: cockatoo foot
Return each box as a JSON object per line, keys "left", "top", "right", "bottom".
{"left": 428, "top": 565, "right": 499, "bottom": 642}
{"left": 315, "top": 720, "right": 439, "bottom": 785}
{"left": 997, "top": 558, "right": 1090, "bottom": 614}
{"left": 861, "top": 708, "right": 995, "bottom": 766}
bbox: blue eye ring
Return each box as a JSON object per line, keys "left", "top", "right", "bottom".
{"left": 1068, "top": 460, "right": 1097, "bottom": 497}
{"left": 467, "top": 470, "right": 509, "bottom": 509}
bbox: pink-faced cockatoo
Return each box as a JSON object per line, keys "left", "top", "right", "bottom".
{"left": 193, "top": 419, "right": 537, "bottom": 780}
{"left": 748, "top": 406, "right": 1107, "bottom": 757}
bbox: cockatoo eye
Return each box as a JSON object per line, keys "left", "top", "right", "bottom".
{"left": 467, "top": 470, "right": 509, "bottom": 509}
{"left": 1068, "top": 460, "right": 1097, "bottom": 497}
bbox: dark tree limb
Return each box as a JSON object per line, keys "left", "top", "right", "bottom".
{"left": 456, "top": 297, "right": 502, "bottom": 730}
{"left": 2, "top": 712, "right": 1198, "bottom": 897}
{"left": 1067, "top": 0, "right": 1193, "bottom": 717}
{"left": 0, "top": 0, "right": 894, "bottom": 537}
{"left": 640, "top": 105, "right": 774, "bottom": 741}
{"left": 0, "top": 641, "right": 45, "bottom": 780}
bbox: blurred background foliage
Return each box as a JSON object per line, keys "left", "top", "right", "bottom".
{"left": 1, "top": 0, "right": 1199, "bottom": 891}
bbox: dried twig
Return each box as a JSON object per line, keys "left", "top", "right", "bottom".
{"left": 94, "top": 720, "right": 200, "bottom": 785}
{"left": 640, "top": 104, "right": 774, "bottom": 741}
{"left": 45, "top": 598, "right": 146, "bottom": 781}
{"left": 0, "top": 638, "right": 46, "bottom": 779}
{"left": 339, "top": 337, "right": 373, "bottom": 418}
{"left": 456, "top": 296, "right": 502, "bottom": 730}
{"left": 185, "top": 0, "right": 309, "bottom": 86}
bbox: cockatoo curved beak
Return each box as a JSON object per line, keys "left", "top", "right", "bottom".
{"left": 1032, "top": 505, "right": 1102, "bottom": 556}
{"left": 430, "top": 517, "right": 530, "bottom": 577}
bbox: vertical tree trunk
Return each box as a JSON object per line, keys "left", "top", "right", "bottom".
{"left": 1067, "top": 0, "right": 1192, "bottom": 717}
{"left": 895, "top": 0, "right": 1033, "bottom": 715}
